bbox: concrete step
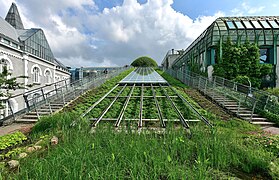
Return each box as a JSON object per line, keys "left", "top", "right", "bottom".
{"left": 21, "top": 115, "right": 39, "bottom": 119}
{"left": 15, "top": 119, "right": 38, "bottom": 123}
{"left": 251, "top": 121, "right": 276, "bottom": 126}
{"left": 243, "top": 117, "right": 268, "bottom": 121}
{"left": 27, "top": 112, "right": 51, "bottom": 115}
{"left": 223, "top": 104, "right": 239, "bottom": 107}
{"left": 231, "top": 110, "right": 253, "bottom": 113}
{"left": 238, "top": 113, "right": 261, "bottom": 117}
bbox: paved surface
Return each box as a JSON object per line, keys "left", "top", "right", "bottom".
{"left": 0, "top": 123, "right": 34, "bottom": 136}
{"left": 262, "top": 126, "right": 279, "bottom": 135}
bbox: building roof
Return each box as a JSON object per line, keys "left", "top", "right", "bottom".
{"left": 0, "top": 17, "right": 19, "bottom": 42}
{"left": 17, "top": 29, "right": 38, "bottom": 41}
{"left": 0, "top": 3, "right": 69, "bottom": 72}
{"left": 5, "top": 3, "right": 24, "bottom": 29}
{"left": 172, "top": 16, "right": 279, "bottom": 68}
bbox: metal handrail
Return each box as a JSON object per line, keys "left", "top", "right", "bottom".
{"left": 0, "top": 67, "right": 130, "bottom": 124}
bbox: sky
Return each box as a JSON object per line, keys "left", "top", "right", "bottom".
{"left": 0, "top": 0, "right": 278, "bottom": 67}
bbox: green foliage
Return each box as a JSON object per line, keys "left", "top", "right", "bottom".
{"left": 31, "top": 113, "right": 79, "bottom": 135}
{"left": 0, "top": 66, "right": 29, "bottom": 109}
{"left": 0, "top": 131, "right": 27, "bottom": 151}
{"left": 3, "top": 125, "right": 275, "bottom": 179}
{"left": 1, "top": 68, "right": 278, "bottom": 179}
{"left": 131, "top": 56, "right": 158, "bottom": 67}
{"left": 266, "top": 88, "right": 279, "bottom": 97}
{"left": 259, "top": 110, "right": 279, "bottom": 126}
{"left": 234, "top": 75, "right": 251, "bottom": 86}
{"left": 213, "top": 38, "right": 273, "bottom": 88}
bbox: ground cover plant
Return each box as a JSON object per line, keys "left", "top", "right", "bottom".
{"left": 1, "top": 68, "right": 279, "bottom": 179}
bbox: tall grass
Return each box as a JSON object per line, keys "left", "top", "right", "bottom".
{"left": 1, "top": 68, "right": 277, "bottom": 179}
{"left": 2, "top": 114, "right": 273, "bottom": 179}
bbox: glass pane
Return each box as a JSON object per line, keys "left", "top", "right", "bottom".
{"left": 243, "top": 21, "right": 253, "bottom": 29}
{"left": 226, "top": 21, "right": 236, "bottom": 29}
{"left": 269, "top": 20, "right": 279, "bottom": 28}
{"left": 260, "top": 21, "right": 271, "bottom": 28}
{"left": 235, "top": 21, "right": 244, "bottom": 29}
{"left": 251, "top": 21, "right": 262, "bottom": 28}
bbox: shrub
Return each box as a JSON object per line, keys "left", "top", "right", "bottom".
{"left": 131, "top": 56, "right": 158, "bottom": 67}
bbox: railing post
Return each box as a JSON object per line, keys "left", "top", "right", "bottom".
{"left": 54, "top": 83, "right": 58, "bottom": 97}
{"left": 65, "top": 80, "right": 68, "bottom": 91}
{"left": 198, "top": 77, "right": 201, "bottom": 90}
{"left": 204, "top": 79, "right": 208, "bottom": 93}
{"left": 7, "top": 100, "right": 15, "bottom": 121}
{"left": 237, "top": 101, "right": 241, "bottom": 116}
{"left": 263, "top": 95, "right": 270, "bottom": 110}
{"left": 213, "top": 76, "right": 216, "bottom": 89}
{"left": 23, "top": 94, "right": 30, "bottom": 111}
{"left": 250, "top": 99, "right": 257, "bottom": 123}
{"left": 41, "top": 88, "right": 46, "bottom": 102}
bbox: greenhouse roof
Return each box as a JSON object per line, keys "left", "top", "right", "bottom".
{"left": 172, "top": 16, "right": 279, "bottom": 68}
{"left": 119, "top": 67, "right": 167, "bottom": 84}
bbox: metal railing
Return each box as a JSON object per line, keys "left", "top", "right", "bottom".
{"left": 165, "top": 68, "right": 279, "bottom": 122}
{"left": 0, "top": 67, "right": 130, "bottom": 125}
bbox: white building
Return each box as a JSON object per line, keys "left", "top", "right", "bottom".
{"left": 0, "top": 3, "right": 70, "bottom": 116}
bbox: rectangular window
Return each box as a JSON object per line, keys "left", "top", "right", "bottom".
{"left": 269, "top": 20, "right": 279, "bottom": 28}
{"left": 243, "top": 21, "right": 253, "bottom": 29}
{"left": 260, "top": 21, "right": 271, "bottom": 28}
{"left": 11, "top": 42, "right": 18, "bottom": 48}
{"left": 3, "top": 39, "right": 9, "bottom": 45}
{"left": 260, "top": 48, "right": 272, "bottom": 64}
{"left": 235, "top": 21, "right": 245, "bottom": 29}
{"left": 226, "top": 21, "right": 236, "bottom": 29}
{"left": 251, "top": 21, "right": 262, "bottom": 28}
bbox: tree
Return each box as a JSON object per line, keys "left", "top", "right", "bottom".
{"left": 0, "top": 66, "right": 29, "bottom": 109}
{"left": 131, "top": 56, "right": 158, "bottom": 67}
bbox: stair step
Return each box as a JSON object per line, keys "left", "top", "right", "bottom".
{"left": 224, "top": 104, "right": 239, "bottom": 107}
{"left": 49, "top": 104, "right": 65, "bottom": 106}
{"left": 251, "top": 121, "right": 276, "bottom": 126}
{"left": 27, "top": 112, "right": 51, "bottom": 115}
{"left": 15, "top": 119, "right": 38, "bottom": 123}
{"left": 231, "top": 110, "right": 252, "bottom": 113}
{"left": 238, "top": 113, "right": 261, "bottom": 117}
{"left": 243, "top": 117, "right": 268, "bottom": 121}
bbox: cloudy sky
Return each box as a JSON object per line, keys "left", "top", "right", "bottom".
{"left": 0, "top": 0, "right": 278, "bottom": 67}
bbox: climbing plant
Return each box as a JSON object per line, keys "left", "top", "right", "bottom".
{"left": 213, "top": 38, "right": 273, "bottom": 88}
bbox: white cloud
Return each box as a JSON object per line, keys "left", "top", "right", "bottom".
{"left": 231, "top": 2, "right": 265, "bottom": 16}
{"left": 0, "top": 0, "right": 220, "bottom": 67}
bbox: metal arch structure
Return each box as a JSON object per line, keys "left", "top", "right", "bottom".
{"left": 167, "top": 16, "right": 279, "bottom": 88}
{"left": 82, "top": 67, "right": 212, "bottom": 130}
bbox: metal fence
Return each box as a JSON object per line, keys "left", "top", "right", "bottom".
{"left": 0, "top": 67, "right": 130, "bottom": 125}
{"left": 165, "top": 68, "right": 279, "bottom": 121}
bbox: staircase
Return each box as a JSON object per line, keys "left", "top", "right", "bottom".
{"left": 15, "top": 89, "right": 83, "bottom": 123}
{"left": 207, "top": 91, "right": 276, "bottom": 127}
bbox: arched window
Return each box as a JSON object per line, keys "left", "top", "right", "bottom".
{"left": 0, "top": 58, "right": 13, "bottom": 74}
{"left": 45, "top": 70, "right": 51, "bottom": 84}
{"left": 33, "top": 67, "right": 40, "bottom": 83}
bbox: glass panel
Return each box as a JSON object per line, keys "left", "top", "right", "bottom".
{"left": 251, "top": 21, "right": 262, "bottom": 28}
{"left": 260, "top": 21, "right": 271, "bottom": 28}
{"left": 235, "top": 21, "right": 245, "bottom": 29}
{"left": 226, "top": 21, "right": 236, "bottom": 29}
{"left": 269, "top": 20, "right": 279, "bottom": 28}
{"left": 243, "top": 21, "right": 253, "bottom": 29}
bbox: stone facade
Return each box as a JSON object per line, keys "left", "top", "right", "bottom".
{"left": 0, "top": 3, "right": 70, "bottom": 117}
